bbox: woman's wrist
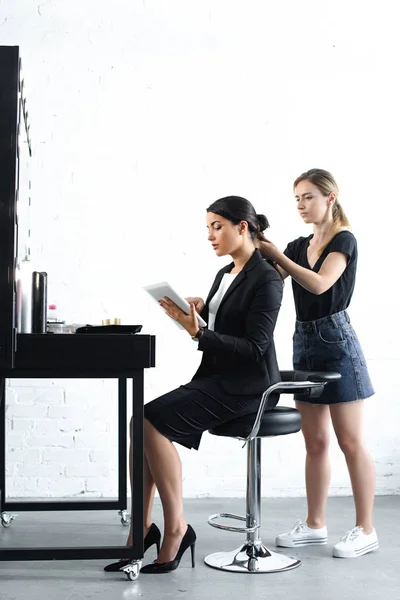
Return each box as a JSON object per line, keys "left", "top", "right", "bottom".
{"left": 191, "top": 327, "right": 205, "bottom": 341}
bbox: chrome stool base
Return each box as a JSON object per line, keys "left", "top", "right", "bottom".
{"left": 204, "top": 542, "right": 301, "bottom": 573}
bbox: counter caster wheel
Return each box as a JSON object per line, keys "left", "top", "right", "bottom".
{"left": 123, "top": 560, "right": 141, "bottom": 581}
{"left": 1, "top": 513, "right": 17, "bottom": 528}
{"left": 118, "top": 510, "right": 131, "bottom": 527}
{"left": 127, "top": 568, "right": 139, "bottom": 581}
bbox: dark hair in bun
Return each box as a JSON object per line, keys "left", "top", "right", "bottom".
{"left": 206, "top": 196, "right": 270, "bottom": 241}
{"left": 256, "top": 213, "right": 269, "bottom": 234}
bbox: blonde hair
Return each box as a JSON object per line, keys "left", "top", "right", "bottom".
{"left": 294, "top": 168, "right": 351, "bottom": 256}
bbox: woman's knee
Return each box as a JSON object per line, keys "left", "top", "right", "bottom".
{"left": 303, "top": 433, "right": 330, "bottom": 457}
{"left": 143, "top": 419, "right": 159, "bottom": 445}
{"left": 297, "top": 405, "right": 330, "bottom": 456}
{"left": 130, "top": 417, "right": 154, "bottom": 441}
{"left": 336, "top": 434, "right": 363, "bottom": 456}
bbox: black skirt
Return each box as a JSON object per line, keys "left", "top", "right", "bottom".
{"left": 143, "top": 376, "right": 261, "bottom": 450}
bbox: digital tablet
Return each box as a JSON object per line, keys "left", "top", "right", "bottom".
{"left": 143, "top": 281, "right": 207, "bottom": 329}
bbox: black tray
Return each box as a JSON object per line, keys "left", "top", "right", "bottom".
{"left": 75, "top": 325, "right": 142, "bottom": 334}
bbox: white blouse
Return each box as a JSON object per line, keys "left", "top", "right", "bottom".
{"left": 208, "top": 273, "right": 238, "bottom": 331}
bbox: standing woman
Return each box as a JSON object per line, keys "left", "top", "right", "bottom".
{"left": 259, "top": 169, "right": 378, "bottom": 558}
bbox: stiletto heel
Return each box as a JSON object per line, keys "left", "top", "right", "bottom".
{"left": 190, "top": 541, "right": 196, "bottom": 567}
{"left": 140, "top": 524, "right": 197, "bottom": 574}
{"left": 104, "top": 523, "right": 161, "bottom": 572}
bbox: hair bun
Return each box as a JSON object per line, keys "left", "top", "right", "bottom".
{"left": 256, "top": 213, "right": 269, "bottom": 232}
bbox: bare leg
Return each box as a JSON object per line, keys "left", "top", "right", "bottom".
{"left": 330, "top": 401, "right": 375, "bottom": 533}
{"left": 143, "top": 419, "right": 187, "bottom": 563}
{"left": 126, "top": 418, "right": 156, "bottom": 545}
{"left": 296, "top": 402, "right": 331, "bottom": 528}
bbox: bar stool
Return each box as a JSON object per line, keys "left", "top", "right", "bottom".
{"left": 204, "top": 369, "right": 341, "bottom": 574}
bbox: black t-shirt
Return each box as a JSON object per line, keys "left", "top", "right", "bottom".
{"left": 284, "top": 231, "right": 357, "bottom": 322}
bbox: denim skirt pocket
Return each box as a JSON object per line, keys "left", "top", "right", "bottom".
{"left": 318, "top": 325, "right": 346, "bottom": 345}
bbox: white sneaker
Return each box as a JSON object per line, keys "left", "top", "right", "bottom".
{"left": 332, "top": 526, "right": 379, "bottom": 558}
{"left": 275, "top": 520, "right": 328, "bottom": 547}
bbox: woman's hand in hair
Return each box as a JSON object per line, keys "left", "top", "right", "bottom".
{"left": 158, "top": 297, "right": 200, "bottom": 337}
{"left": 185, "top": 297, "right": 205, "bottom": 313}
{"left": 258, "top": 239, "right": 280, "bottom": 262}
{"left": 258, "top": 240, "right": 289, "bottom": 281}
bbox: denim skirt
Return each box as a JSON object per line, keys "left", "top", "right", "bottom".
{"left": 293, "top": 310, "right": 374, "bottom": 404}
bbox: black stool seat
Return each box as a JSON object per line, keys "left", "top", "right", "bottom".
{"left": 209, "top": 406, "right": 301, "bottom": 439}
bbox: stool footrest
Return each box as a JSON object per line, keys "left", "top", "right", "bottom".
{"left": 207, "top": 512, "right": 258, "bottom": 533}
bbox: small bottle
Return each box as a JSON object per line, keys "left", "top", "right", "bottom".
{"left": 47, "top": 304, "right": 59, "bottom": 323}
{"left": 47, "top": 303, "right": 66, "bottom": 333}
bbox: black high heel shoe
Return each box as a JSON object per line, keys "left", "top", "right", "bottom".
{"left": 103, "top": 523, "right": 161, "bottom": 572}
{"left": 140, "top": 524, "right": 196, "bottom": 574}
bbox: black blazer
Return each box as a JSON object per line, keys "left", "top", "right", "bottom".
{"left": 193, "top": 249, "right": 283, "bottom": 396}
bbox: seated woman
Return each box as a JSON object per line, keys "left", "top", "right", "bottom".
{"left": 104, "top": 195, "right": 283, "bottom": 575}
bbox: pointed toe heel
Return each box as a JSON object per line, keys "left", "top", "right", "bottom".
{"left": 104, "top": 522, "right": 161, "bottom": 572}
{"left": 104, "top": 558, "right": 131, "bottom": 572}
{"left": 140, "top": 525, "right": 197, "bottom": 574}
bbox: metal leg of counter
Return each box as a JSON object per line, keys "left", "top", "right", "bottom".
{"left": 130, "top": 371, "right": 144, "bottom": 566}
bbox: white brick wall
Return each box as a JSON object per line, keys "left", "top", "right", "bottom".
{"left": 5, "top": 380, "right": 119, "bottom": 497}
{"left": 1, "top": 0, "right": 399, "bottom": 499}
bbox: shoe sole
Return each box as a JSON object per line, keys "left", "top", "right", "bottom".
{"left": 332, "top": 541, "right": 379, "bottom": 558}
{"left": 276, "top": 537, "right": 328, "bottom": 548}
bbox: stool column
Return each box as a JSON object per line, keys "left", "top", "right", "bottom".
{"left": 246, "top": 437, "right": 261, "bottom": 543}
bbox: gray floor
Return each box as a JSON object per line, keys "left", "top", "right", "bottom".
{"left": 0, "top": 496, "right": 398, "bottom": 600}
